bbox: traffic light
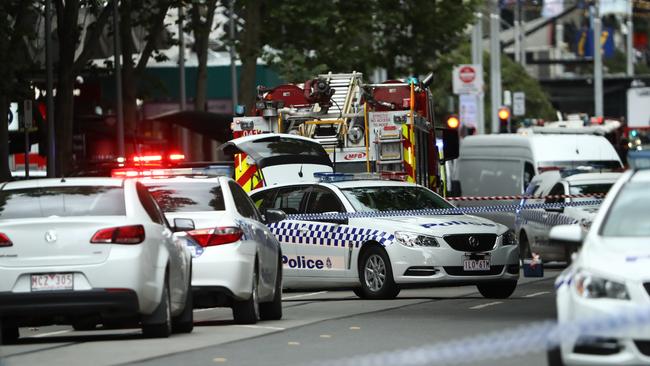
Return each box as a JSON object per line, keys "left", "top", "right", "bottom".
{"left": 446, "top": 114, "right": 460, "bottom": 129}
{"left": 498, "top": 106, "right": 511, "bottom": 133}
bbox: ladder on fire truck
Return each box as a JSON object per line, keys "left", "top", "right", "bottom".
{"left": 307, "top": 72, "right": 363, "bottom": 146}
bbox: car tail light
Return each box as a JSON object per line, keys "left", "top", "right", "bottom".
{"left": 0, "top": 233, "right": 13, "bottom": 247}
{"left": 91, "top": 225, "right": 145, "bottom": 244}
{"left": 188, "top": 227, "right": 243, "bottom": 247}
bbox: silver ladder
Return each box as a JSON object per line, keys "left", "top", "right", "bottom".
{"left": 308, "top": 72, "right": 363, "bottom": 146}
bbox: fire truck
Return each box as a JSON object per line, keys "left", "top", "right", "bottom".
{"left": 230, "top": 72, "right": 459, "bottom": 193}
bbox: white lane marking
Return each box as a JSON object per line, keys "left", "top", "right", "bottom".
{"left": 31, "top": 330, "right": 72, "bottom": 338}
{"left": 470, "top": 301, "right": 503, "bottom": 310}
{"left": 236, "top": 325, "right": 286, "bottom": 331}
{"left": 282, "top": 291, "right": 328, "bottom": 300}
{"left": 524, "top": 291, "right": 550, "bottom": 298}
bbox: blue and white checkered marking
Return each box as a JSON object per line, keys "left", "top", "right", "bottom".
{"left": 518, "top": 210, "right": 579, "bottom": 227}
{"left": 268, "top": 221, "right": 394, "bottom": 247}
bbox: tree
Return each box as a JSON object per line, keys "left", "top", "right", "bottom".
{"left": 190, "top": 0, "right": 219, "bottom": 112}
{"left": 119, "top": 0, "right": 172, "bottom": 145}
{"left": 0, "top": 1, "right": 38, "bottom": 181}
{"left": 53, "top": 0, "right": 113, "bottom": 176}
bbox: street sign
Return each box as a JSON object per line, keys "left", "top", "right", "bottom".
{"left": 459, "top": 94, "right": 478, "bottom": 128}
{"left": 513, "top": 92, "right": 525, "bottom": 116}
{"left": 23, "top": 100, "right": 33, "bottom": 129}
{"left": 452, "top": 64, "right": 483, "bottom": 95}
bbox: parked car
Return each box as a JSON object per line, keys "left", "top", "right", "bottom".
{"left": 0, "top": 178, "right": 193, "bottom": 344}
{"left": 140, "top": 174, "right": 284, "bottom": 324}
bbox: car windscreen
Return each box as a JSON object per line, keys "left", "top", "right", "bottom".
{"left": 0, "top": 186, "right": 125, "bottom": 219}
{"left": 145, "top": 182, "right": 225, "bottom": 212}
{"left": 569, "top": 183, "right": 613, "bottom": 201}
{"left": 340, "top": 186, "right": 453, "bottom": 212}
{"left": 600, "top": 183, "right": 650, "bottom": 237}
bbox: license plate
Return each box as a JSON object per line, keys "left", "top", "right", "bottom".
{"left": 463, "top": 256, "right": 490, "bottom": 271}
{"left": 31, "top": 273, "right": 74, "bottom": 292}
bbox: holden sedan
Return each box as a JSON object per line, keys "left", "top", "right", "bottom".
{"left": 0, "top": 178, "right": 192, "bottom": 344}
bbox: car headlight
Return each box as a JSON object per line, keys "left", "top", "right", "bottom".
{"left": 500, "top": 230, "right": 517, "bottom": 246}
{"left": 394, "top": 231, "right": 439, "bottom": 248}
{"left": 574, "top": 271, "right": 629, "bottom": 300}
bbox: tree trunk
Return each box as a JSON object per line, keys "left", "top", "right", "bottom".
{"left": 0, "top": 95, "right": 10, "bottom": 181}
{"left": 54, "top": 0, "right": 81, "bottom": 176}
{"left": 237, "top": 0, "right": 262, "bottom": 113}
{"left": 120, "top": 0, "right": 137, "bottom": 155}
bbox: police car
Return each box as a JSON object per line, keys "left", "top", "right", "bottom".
{"left": 516, "top": 169, "right": 621, "bottom": 262}
{"left": 549, "top": 152, "right": 650, "bottom": 365}
{"left": 250, "top": 173, "right": 520, "bottom": 300}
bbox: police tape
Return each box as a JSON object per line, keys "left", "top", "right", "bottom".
{"left": 285, "top": 199, "right": 604, "bottom": 221}
{"left": 305, "top": 304, "right": 650, "bottom": 366}
{"left": 447, "top": 193, "right": 605, "bottom": 201}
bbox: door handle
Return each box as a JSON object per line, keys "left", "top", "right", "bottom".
{"left": 299, "top": 226, "right": 309, "bottom": 234}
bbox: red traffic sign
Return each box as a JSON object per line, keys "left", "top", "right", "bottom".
{"left": 458, "top": 66, "right": 476, "bottom": 83}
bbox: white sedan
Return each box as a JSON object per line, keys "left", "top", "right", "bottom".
{"left": 549, "top": 164, "right": 650, "bottom": 365}
{"left": 0, "top": 178, "right": 193, "bottom": 344}
{"left": 141, "top": 174, "right": 284, "bottom": 324}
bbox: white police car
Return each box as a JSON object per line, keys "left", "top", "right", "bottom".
{"left": 549, "top": 152, "right": 650, "bottom": 365}
{"left": 250, "top": 173, "right": 520, "bottom": 299}
{"left": 516, "top": 169, "right": 620, "bottom": 262}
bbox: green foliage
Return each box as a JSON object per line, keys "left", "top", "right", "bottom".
{"left": 430, "top": 42, "right": 556, "bottom": 131}
{"left": 260, "top": 0, "right": 482, "bottom": 82}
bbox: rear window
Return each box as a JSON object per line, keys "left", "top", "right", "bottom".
{"left": 240, "top": 137, "right": 329, "bottom": 159}
{"left": 0, "top": 186, "right": 126, "bottom": 219}
{"left": 145, "top": 182, "right": 225, "bottom": 212}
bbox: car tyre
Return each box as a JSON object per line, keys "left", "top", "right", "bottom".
{"left": 547, "top": 346, "right": 565, "bottom": 366}
{"left": 1, "top": 323, "right": 19, "bottom": 345}
{"left": 260, "top": 256, "right": 283, "bottom": 321}
{"left": 142, "top": 281, "right": 172, "bottom": 338}
{"left": 476, "top": 280, "right": 518, "bottom": 299}
{"left": 233, "top": 264, "right": 259, "bottom": 324}
{"left": 357, "top": 246, "right": 400, "bottom": 299}
{"left": 172, "top": 273, "right": 194, "bottom": 334}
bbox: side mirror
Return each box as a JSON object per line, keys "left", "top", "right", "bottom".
{"left": 441, "top": 128, "right": 459, "bottom": 161}
{"left": 173, "top": 218, "right": 195, "bottom": 232}
{"left": 549, "top": 224, "right": 583, "bottom": 246}
{"left": 264, "top": 209, "right": 287, "bottom": 224}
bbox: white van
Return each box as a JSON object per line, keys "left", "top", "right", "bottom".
{"left": 452, "top": 134, "right": 622, "bottom": 228}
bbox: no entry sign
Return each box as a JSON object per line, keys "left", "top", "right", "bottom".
{"left": 453, "top": 64, "right": 483, "bottom": 95}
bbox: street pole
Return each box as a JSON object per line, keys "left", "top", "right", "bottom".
{"left": 178, "top": 5, "right": 190, "bottom": 156}
{"left": 490, "top": 9, "right": 502, "bottom": 134}
{"left": 627, "top": 0, "right": 634, "bottom": 76}
{"left": 229, "top": 0, "right": 238, "bottom": 114}
{"left": 471, "top": 12, "right": 484, "bottom": 135}
{"left": 45, "top": 0, "right": 56, "bottom": 177}
{"left": 514, "top": 1, "right": 520, "bottom": 64}
{"left": 113, "top": 0, "right": 125, "bottom": 159}
{"left": 519, "top": 0, "right": 526, "bottom": 67}
{"left": 593, "top": 4, "right": 604, "bottom": 118}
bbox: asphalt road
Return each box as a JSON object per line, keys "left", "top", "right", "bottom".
{"left": 0, "top": 269, "right": 561, "bottom": 366}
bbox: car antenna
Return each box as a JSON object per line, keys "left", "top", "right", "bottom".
{"left": 298, "top": 164, "right": 303, "bottom": 178}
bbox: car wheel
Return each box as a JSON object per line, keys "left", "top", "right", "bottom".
{"left": 476, "top": 280, "right": 518, "bottom": 299}
{"left": 260, "top": 256, "right": 283, "bottom": 321}
{"left": 233, "top": 264, "right": 260, "bottom": 324}
{"left": 142, "top": 281, "right": 172, "bottom": 338}
{"left": 1, "top": 323, "right": 19, "bottom": 345}
{"left": 547, "top": 346, "right": 565, "bottom": 366}
{"left": 72, "top": 318, "right": 97, "bottom": 331}
{"left": 172, "top": 272, "right": 194, "bottom": 334}
{"left": 357, "top": 246, "right": 400, "bottom": 299}
{"left": 519, "top": 232, "right": 532, "bottom": 260}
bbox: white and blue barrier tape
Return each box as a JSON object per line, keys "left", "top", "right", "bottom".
{"left": 285, "top": 200, "right": 603, "bottom": 222}
{"left": 305, "top": 304, "right": 650, "bottom": 366}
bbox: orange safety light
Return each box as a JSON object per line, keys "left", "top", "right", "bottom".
{"left": 446, "top": 115, "right": 460, "bottom": 129}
